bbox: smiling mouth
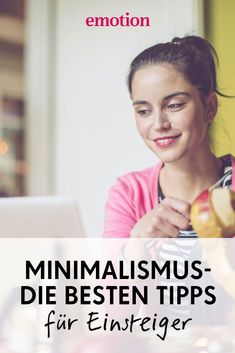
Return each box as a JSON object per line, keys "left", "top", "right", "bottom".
{"left": 153, "top": 134, "right": 182, "bottom": 148}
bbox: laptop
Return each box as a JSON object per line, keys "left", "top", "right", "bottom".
{"left": 0, "top": 196, "right": 85, "bottom": 237}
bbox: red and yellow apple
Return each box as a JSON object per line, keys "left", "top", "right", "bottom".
{"left": 191, "top": 188, "right": 235, "bottom": 237}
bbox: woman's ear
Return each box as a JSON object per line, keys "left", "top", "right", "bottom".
{"left": 205, "top": 91, "right": 218, "bottom": 124}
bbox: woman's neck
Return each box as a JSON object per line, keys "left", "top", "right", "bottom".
{"left": 159, "top": 148, "right": 222, "bottom": 203}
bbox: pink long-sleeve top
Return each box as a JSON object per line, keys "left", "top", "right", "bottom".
{"left": 104, "top": 158, "right": 235, "bottom": 238}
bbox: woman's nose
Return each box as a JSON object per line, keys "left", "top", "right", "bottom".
{"left": 152, "top": 110, "right": 171, "bottom": 131}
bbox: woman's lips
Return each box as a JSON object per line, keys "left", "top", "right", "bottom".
{"left": 153, "top": 134, "right": 181, "bottom": 148}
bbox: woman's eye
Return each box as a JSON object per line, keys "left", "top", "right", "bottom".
{"left": 167, "top": 103, "right": 185, "bottom": 110}
{"left": 137, "top": 109, "right": 151, "bottom": 117}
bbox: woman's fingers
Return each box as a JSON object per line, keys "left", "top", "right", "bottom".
{"left": 130, "top": 197, "right": 191, "bottom": 238}
{"left": 156, "top": 203, "right": 190, "bottom": 230}
{"left": 162, "top": 196, "right": 191, "bottom": 220}
{"left": 145, "top": 198, "right": 191, "bottom": 237}
{"left": 146, "top": 215, "right": 179, "bottom": 237}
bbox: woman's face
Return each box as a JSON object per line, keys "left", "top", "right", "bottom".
{"left": 131, "top": 64, "right": 217, "bottom": 164}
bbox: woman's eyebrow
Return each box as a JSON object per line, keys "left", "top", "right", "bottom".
{"left": 163, "top": 92, "right": 190, "bottom": 100}
{"left": 132, "top": 100, "right": 148, "bottom": 106}
{"left": 133, "top": 92, "right": 190, "bottom": 106}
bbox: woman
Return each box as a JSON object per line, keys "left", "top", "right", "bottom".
{"left": 104, "top": 35, "right": 235, "bottom": 238}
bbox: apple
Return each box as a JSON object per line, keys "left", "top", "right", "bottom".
{"left": 190, "top": 188, "right": 235, "bottom": 237}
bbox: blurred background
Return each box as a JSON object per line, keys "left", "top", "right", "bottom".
{"left": 0, "top": 0, "right": 234, "bottom": 235}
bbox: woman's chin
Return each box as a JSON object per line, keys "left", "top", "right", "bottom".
{"left": 153, "top": 149, "right": 184, "bottom": 164}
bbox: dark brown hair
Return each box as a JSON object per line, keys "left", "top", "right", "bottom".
{"left": 127, "top": 35, "right": 228, "bottom": 98}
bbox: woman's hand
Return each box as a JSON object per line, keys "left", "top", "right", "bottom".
{"left": 130, "top": 197, "right": 191, "bottom": 238}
